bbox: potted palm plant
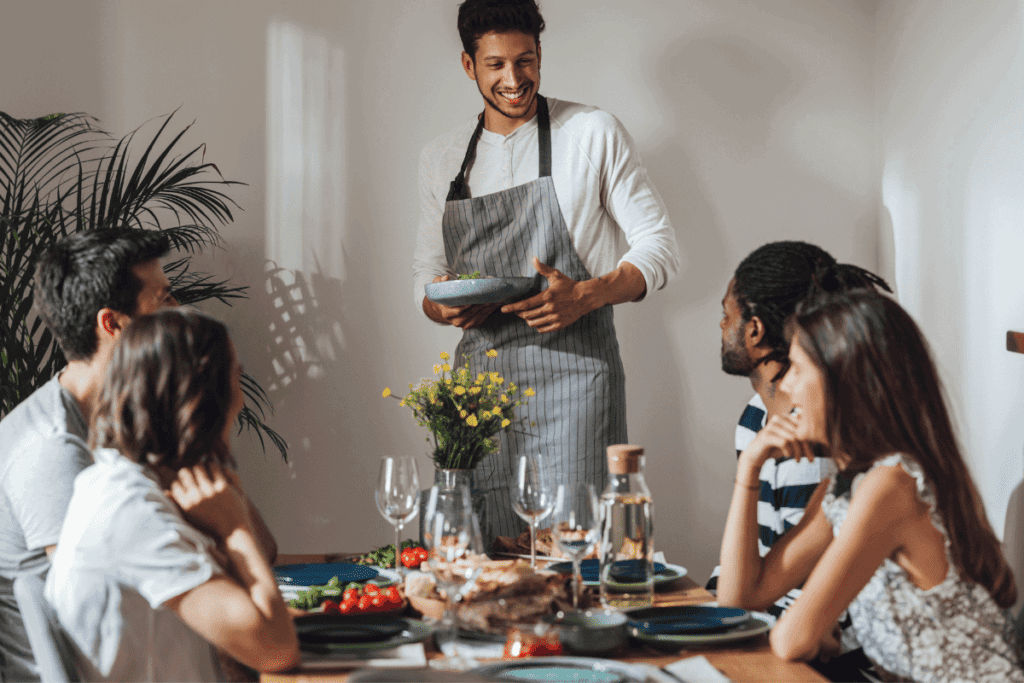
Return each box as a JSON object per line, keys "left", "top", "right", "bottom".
{"left": 0, "top": 110, "right": 285, "bottom": 458}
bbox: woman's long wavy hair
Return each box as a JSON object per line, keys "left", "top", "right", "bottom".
{"left": 792, "top": 290, "right": 1016, "bottom": 608}
{"left": 90, "top": 309, "right": 235, "bottom": 473}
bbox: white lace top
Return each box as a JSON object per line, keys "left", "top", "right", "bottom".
{"left": 821, "top": 453, "right": 1023, "bottom": 683}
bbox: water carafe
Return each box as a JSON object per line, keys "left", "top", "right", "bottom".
{"left": 598, "top": 444, "right": 654, "bottom": 609}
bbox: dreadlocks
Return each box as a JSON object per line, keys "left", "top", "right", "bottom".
{"left": 731, "top": 241, "right": 891, "bottom": 381}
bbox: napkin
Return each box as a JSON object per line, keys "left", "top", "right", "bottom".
{"left": 663, "top": 655, "right": 733, "bottom": 683}
{"left": 301, "top": 643, "right": 428, "bottom": 670}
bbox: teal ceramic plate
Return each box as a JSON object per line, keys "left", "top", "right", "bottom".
{"left": 547, "top": 559, "right": 687, "bottom": 589}
{"left": 472, "top": 656, "right": 648, "bottom": 682}
{"left": 627, "top": 605, "right": 749, "bottom": 634}
{"left": 425, "top": 277, "right": 536, "bottom": 306}
{"left": 274, "top": 562, "right": 377, "bottom": 586}
{"left": 628, "top": 615, "right": 771, "bottom": 648}
{"left": 296, "top": 615, "right": 433, "bottom": 653}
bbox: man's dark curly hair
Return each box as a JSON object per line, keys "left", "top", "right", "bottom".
{"left": 732, "top": 240, "right": 891, "bottom": 381}
{"left": 457, "top": 0, "right": 545, "bottom": 58}
{"left": 33, "top": 228, "right": 171, "bottom": 361}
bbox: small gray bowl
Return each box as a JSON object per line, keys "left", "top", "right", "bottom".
{"left": 543, "top": 608, "right": 628, "bottom": 655}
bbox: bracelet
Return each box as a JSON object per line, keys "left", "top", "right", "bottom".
{"left": 734, "top": 480, "right": 760, "bottom": 491}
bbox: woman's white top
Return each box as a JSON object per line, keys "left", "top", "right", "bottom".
{"left": 44, "top": 448, "right": 224, "bottom": 682}
{"left": 822, "top": 453, "right": 1023, "bottom": 683}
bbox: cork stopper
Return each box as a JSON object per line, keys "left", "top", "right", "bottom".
{"left": 607, "top": 444, "right": 644, "bottom": 474}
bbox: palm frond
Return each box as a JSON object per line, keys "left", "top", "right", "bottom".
{"left": 163, "top": 257, "right": 249, "bottom": 306}
{"left": 0, "top": 111, "right": 284, "bottom": 460}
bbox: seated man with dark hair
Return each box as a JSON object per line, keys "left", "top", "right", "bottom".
{"left": 709, "top": 240, "right": 890, "bottom": 682}
{"left": 0, "top": 229, "right": 275, "bottom": 681}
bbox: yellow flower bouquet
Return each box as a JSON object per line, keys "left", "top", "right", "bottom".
{"left": 383, "top": 350, "right": 533, "bottom": 470}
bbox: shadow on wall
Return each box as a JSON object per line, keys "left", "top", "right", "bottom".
{"left": 656, "top": 30, "right": 799, "bottom": 160}
{"left": 255, "top": 257, "right": 384, "bottom": 477}
{"left": 626, "top": 28, "right": 803, "bottom": 576}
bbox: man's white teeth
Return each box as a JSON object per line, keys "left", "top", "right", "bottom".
{"left": 500, "top": 88, "right": 527, "bottom": 101}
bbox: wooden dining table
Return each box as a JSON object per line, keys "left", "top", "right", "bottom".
{"left": 264, "top": 553, "right": 828, "bottom": 683}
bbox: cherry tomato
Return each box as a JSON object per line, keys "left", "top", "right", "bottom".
{"left": 321, "top": 599, "right": 340, "bottom": 614}
{"left": 363, "top": 583, "right": 380, "bottom": 596}
{"left": 357, "top": 594, "right": 374, "bottom": 612}
{"left": 381, "top": 586, "right": 401, "bottom": 604}
{"left": 339, "top": 598, "right": 357, "bottom": 614}
{"left": 343, "top": 587, "right": 360, "bottom": 602}
{"left": 401, "top": 546, "right": 428, "bottom": 568}
{"left": 370, "top": 594, "right": 386, "bottom": 611}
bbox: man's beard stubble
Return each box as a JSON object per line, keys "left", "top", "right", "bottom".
{"left": 721, "top": 328, "right": 756, "bottom": 377}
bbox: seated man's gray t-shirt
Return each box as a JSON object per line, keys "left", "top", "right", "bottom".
{"left": 0, "top": 374, "right": 92, "bottom": 682}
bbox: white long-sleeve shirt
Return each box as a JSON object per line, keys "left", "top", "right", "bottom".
{"left": 413, "top": 97, "right": 681, "bottom": 308}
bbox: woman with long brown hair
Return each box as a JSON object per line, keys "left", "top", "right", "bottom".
{"left": 717, "top": 290, "right": 1022, "bottom": 682}
{"left": 44, "top": 309, "right": 299, "bottom": 681}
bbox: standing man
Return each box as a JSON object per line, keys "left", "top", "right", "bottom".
{"left": 0, "top": 228, "right": 275, "bottom": 681}
{"left": 413, "top": 0, "right": 679, "bottom": 542}
{"left": 712, "top": 240, "right": 889, "bottom": 682}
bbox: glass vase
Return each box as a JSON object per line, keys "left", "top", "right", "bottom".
{"left": 419, "top": 468, "right": 487, "bottom": 546}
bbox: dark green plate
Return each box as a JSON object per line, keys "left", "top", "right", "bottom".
{"left": 296, "top": 615, "right": 433, "bottom": 653}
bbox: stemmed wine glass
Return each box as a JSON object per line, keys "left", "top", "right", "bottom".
{"left": 375, "top": 456, "right": 420, "bottom": 577}
{"left": 549, "top": 483, "right": 600, "bottom": 609}
{"left": 424, "top": 486, "right": 484, "bottom": 671}
{"left": 512, "top": 453, "right": 554, "bottom": 568}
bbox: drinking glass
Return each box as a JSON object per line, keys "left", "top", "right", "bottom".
{"left": 424, "top": 486, "right": 484, "bottom": 670}
{"left": 549, "top": 483, "right": 600, "bottom": 608}
{"left": 374, "top": 456, "right": 420, "bottom": 577}
{"left": 512, "top": 453, "right": 554, "bottom": 568}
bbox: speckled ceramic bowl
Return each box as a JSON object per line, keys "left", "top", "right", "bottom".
{"left": 424, "top": 277, "right": 535, "bottom": 306}
{"left": 543, "top": 608, "right": 628, "bottom": 655}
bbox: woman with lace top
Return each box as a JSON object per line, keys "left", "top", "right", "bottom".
{"left": 717, "top": 289, "right": 1022, "bottom": 682}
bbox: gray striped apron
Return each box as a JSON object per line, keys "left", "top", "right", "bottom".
{"left": 442, "top": 95, "right": 627, "bottom": 544}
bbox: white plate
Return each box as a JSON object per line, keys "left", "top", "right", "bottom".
{"left": 472, "top": 656, "right": 649, "bottom": 682}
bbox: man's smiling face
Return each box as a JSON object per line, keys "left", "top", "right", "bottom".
{"left": 462, "top": 30, "right": 541, "bottom": 133}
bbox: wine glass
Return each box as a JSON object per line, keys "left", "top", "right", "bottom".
{"left": 375, "top": 456, "right": 420, "bottom": 577}
{"left": 424, "top": 486, "right": 484, "bottom": 670}
{"left": 549, "top": 483, "right": 600, "bottom": 608}
{"left": 512, "top": 453, "right": 554, "bottom": 568}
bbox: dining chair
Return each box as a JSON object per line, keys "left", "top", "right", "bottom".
{"left": 13, "top": 574, "right": 80, "bottom": 682}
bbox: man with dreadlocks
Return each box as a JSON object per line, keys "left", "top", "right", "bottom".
{"left": 708, "top": 241, "right": 890, "bottom": 682}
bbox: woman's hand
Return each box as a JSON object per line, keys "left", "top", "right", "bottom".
{"left": 168, "top": 464, "right": 249, "bottom": 541}
{"left": 737, "top": 412, "right": 818, "bottom": 482}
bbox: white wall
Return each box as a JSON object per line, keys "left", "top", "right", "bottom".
{"left": 2, "top": 0, "right": 880, "bottom": 584}
{"left": 876, "top": 0, "right": 1024, "bottom": 605}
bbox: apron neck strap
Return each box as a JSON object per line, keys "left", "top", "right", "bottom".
{"left": 446, "top": 94, "right": 551, "bottom": 202}
{"left": 537, "top": 94, "right": 551, "bottom": 178}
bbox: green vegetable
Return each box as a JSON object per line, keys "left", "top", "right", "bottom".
{"left": 352, "top": 540, "right": 420, "bottom": 569}
{"left": 289, "top": 583, "right": 328, "bottom": 610}
{"left": 456, "top": 271, "right": 482, "bottom": 280}
{"left": 286, "top": 573, "right": 396, "bottom": 610}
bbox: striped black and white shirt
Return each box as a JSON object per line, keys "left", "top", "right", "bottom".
{"left": 735, "top": 394, "right": 836, "bottom": 556}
